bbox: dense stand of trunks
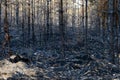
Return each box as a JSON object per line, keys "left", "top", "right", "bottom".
{"left": 0, "top": 0, "right": 119, "bottom": 65}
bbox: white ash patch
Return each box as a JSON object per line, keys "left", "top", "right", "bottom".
{"left": 0, "top": 59, "right": 36, "bottom": 79}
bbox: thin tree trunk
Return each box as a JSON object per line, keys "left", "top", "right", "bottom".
{"left": 27, "top": 2, "right": 31, "bottom": 47}
{"left": 46, "top": 0, "right": 50, "bottom": 41}
{"left": 108, "top": 0, "right": 115, "bottom": 63}
{"left": 2, "top": 0, "right": 11, "bottom": 56}
{"left": 16, "top": 0, "right": 19, "bottom": 27}
{"left": 85, "top": 0, "right": 88, "bottom": 54}
{"left": 0, "top": 2, "right": 1, "bottom": 32}
{"left": 59, "top": 0, "right": 65, "bottom": 58}
{"left": 22, "top": 1, "right": 25, "bottom": 47}
{"left": 31, "top": 0, "right": 36, "bottom": 46}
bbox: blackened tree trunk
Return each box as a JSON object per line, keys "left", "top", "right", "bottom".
{"left": 113, "top": 0, "right": 119, "bottom": 65}
{"left": 2, "top": 0, "right": 11, "bottom": 56}
{"left": 49, "top": 0, "right": 53, "bottom": 39}
{"left": 10, "top": 1, "right": 13, "bottom": 28}
{"left": 85, "top": 0, "right": 88, "bottom": 54}
{"left": 16, "top": 0, "right": 19, "bottom": 27}
{"left": 108, "top": 0, "right": 115, "bottom": 64}
{"left": 31, "top": 0, "right": 36, "bottom": 46}
{"left": 22, "top": 1, "right": 25, "bottom": 47}
{"left": 82, "top": 0, "right": 84, "bottom": 34}
{"left": 0, "top": 1, "right": 1, "bottom": 32}
{"left": 38, "top": 0, "right": 43, "bottom": 47}
{"left": 46, "top": 0, "right": 50, "bottom": 41}
{"left": 59, "top": 0, "right": 65, "bottom": 58}
{"left": 27, "top": 2, "right": 31, "bottom": 47}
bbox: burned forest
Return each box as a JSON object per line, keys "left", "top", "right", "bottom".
{"left": 0, "top": 0, "right": 120, "bottom": 80}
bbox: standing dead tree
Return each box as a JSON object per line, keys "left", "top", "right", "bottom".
{"left": 59, "top": 0, "right": 65, "bottom": 58}
{"left": 85, "top": 0, "right": 88, "bottom": 54}
{"left": 2, "top": 0, "right": 11, "bottom": 57}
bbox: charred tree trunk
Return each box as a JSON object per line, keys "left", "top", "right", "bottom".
{"left": 27, "top": 2, "right": 31, "bottom": 47}
{"left": 16, "top": 0, "right": 19, "bottom": 27}
{"left": 59, "top": 0, "right": 65, "bottom": 58}
{"left": 31, "top": 0, "right": 36, "bottom": 46}
{"left": 46, "top": 0, "right": 50, "bottom": 41}
{"left": 2, "top": 0, "right": 11, "bottom": 56}
{"left": 108, "top": 0, "right": 115, "bottom": 64}
{"left": 0, "top": 1, "right": 1, "bottom": 32}
{"left": 22, "top": 1, "right": 25, "bottom": 47}
{"left": 85, "top": 0, "right": 88, "bottom": 54}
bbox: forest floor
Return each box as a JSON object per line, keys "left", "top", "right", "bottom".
{"left": 0, "top": 35, "right": 120, "bottom": 80}
{"left": 0, "top": 48, "right": 120, "bottom": 80}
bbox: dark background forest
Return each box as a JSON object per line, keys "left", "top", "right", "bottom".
{"left": 0, "top": 0, "right": 120, "bottom": 80}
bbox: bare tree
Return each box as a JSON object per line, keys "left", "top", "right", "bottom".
{"left": 21, "top": 0, "right": 25, "bottom": 47}
{"left": 0, "top": 1, "right": 2, "bottom": 32}
{"left": 85, "top": 0, "right": 88, "bottom": 54}
{"left": 59, "top": 0, "right": 65, "bottom": 57}
{"left": 31, "top": 0, "right": 36, "bottom": 46}
{"left": 16, "top": 0, "right": 19, "bottom": 27}
{"left": 2, "top": 0, "right": 11, "bottom": 56}
{"left": 27, "top": 1, "right": 31, "bottom": 47}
